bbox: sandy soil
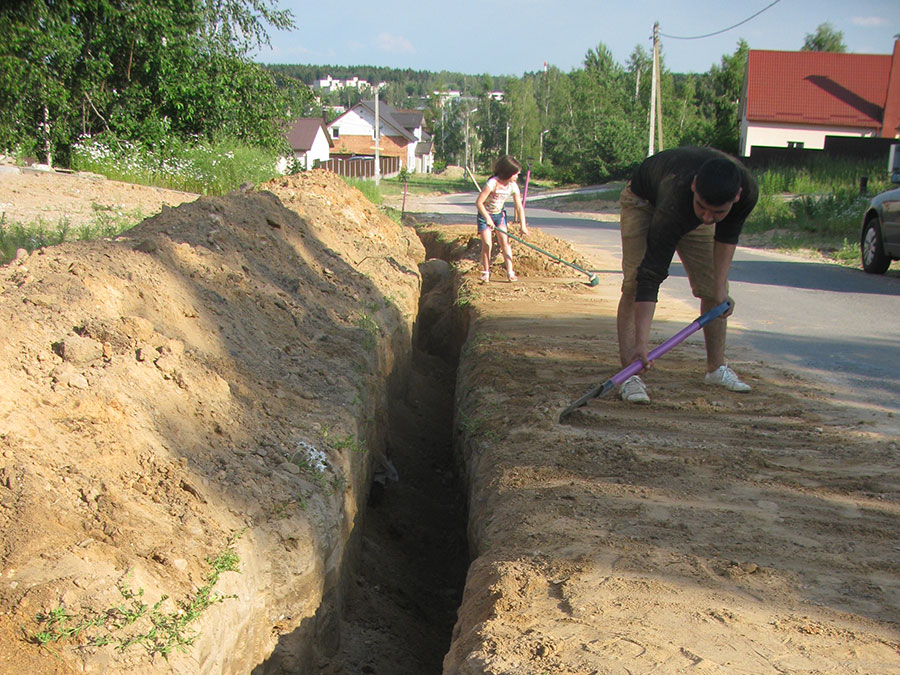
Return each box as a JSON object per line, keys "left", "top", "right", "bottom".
{"left": 1, "top": 168, "right": 898, "bottom": 674}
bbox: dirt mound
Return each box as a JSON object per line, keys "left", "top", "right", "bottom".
{"left": 0, "top": 170, "right": 424, "bottom": 673}
{"left": 437, "top": 165, "right": 466, "bottom": 180}
{"left": 411, "top": 220, "right": 595, "bottom": 284}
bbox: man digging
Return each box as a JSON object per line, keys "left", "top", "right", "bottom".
{"left": 616, "top": 146, "right": 759, "bottom": 404}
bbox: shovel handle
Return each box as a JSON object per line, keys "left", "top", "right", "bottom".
{"left": 559, "top": 299, "right": 732, "bottom": 420}
{"left": 610, "top": 299, "right": 732, "bottom": 386}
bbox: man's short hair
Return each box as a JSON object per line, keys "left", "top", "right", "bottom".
{"left": 695, "top": 157, "right": 741, "bottom": 205}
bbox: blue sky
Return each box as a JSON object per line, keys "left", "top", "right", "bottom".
{"left": 252, "top": 0, "right": 899, "bottom": 77}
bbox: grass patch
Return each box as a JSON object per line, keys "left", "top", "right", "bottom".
{"left": 377, "top": 172, "right": 473, "bottom": 198}
{"left": 743, "top": 158, "right": 891, "bottom": 266}
{"left": 0, "top": 208, "right": 147, "bottom": 264}
{"left": 30, "top": 532, "right": 243, "bottom": 659}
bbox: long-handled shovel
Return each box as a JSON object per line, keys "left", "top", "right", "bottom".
{"left": 558, "top": 299, "right": 733, "bottom": 422}
{"left": 466, "top": 167, "right": 599, "bottom": 286}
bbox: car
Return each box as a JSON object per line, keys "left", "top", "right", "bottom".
{"left": 860, "top": 172, "right": 900, "bottom": 274}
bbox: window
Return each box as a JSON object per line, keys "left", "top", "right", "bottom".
{"left": 331, "top": 128, "right": 340, "bottom": 139}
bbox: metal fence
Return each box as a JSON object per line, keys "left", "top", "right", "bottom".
{"left": 317, "top": 155, "right": 401, "bottom": 179}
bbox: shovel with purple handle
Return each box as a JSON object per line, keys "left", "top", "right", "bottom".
{"left": 558, "top": 299, "right": 733, "bottom": 422}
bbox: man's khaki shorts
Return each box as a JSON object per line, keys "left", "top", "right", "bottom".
{"left": 619, "top": 183, "right": 717, "bottom": 299}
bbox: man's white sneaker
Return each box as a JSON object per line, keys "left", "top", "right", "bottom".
{"left": 704, "top": 364, "right": 751, "bottom": 392}
{"left": 619, "top": 375, "right": 650, "bottom": 404}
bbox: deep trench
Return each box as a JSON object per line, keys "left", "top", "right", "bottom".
{"left": 320, "top": 247, "right": 471, "bottom": 673}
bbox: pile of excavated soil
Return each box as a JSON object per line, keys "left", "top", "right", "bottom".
{"left": 0, "top": 170, "right": 428, "bottom": 673}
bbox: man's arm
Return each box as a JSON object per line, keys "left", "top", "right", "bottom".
{"left": 632, "top": 300, "right": 657, "bottom": 368}
{"left": 712, "top": 240, "right": 736, "bottom": 317}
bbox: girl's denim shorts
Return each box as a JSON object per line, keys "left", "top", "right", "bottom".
{"left": 476, "top": 210, "right": 507, "bottom": 234}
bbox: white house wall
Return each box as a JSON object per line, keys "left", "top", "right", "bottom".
{"left": 331, "top": 109, "right": 374, "bottom": 138}
{"left": 740, "top": 121, "right": 875, "bottom": 156}
{"left": 308, "top": 132, "right": 331, "bottom": 167}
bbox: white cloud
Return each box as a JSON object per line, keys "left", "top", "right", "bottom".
{"left": 374, "top": 32, "right": 415, "bottom": 54}
{"left": 851, "top": 16, "right": 886, "bottom": 28}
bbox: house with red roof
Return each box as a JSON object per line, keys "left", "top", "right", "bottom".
{"left": 278, "top": 118, "right": 334, "bottom": 173}
{"left": 740, "top": 39, "right": 900, "bottom": 157}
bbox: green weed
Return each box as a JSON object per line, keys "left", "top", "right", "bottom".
{"left": 30, "top": 532, "right": 243, "bottom": 659}
{"left": 354, "top": 312, "right": 380, "bottom": 350}
{"left": 71, "top": 134, "right": 280, "bottom": 195}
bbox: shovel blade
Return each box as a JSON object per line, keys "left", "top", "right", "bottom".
{"left": 558, "top": 379, "right": 615, "bottom": 422}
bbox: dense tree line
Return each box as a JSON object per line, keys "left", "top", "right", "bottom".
{"left": 0, "top": 0, "right": 313, "bottom": 166}
{"left": 416, "top": 39, "right": 749, "bottom": 183}
{"left": 422, "top": 22, "right": 843, "bottom": 183}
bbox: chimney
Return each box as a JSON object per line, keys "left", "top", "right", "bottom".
{"left": 881, "top": 38, "right": 900, "bottom": 138}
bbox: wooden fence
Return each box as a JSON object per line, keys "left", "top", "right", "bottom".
{"left": 317, "top": 155, "right": 401, "bottom": 179}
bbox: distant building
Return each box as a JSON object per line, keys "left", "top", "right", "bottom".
{"left": 327, "top": 100, "right": 434, "bottom": 173}
{"left": 433, "top": 90, "right": 462, "bottom": 106}
{"left": 740, "top": 39, "right": 900, "bottom": 156}
{"left": 312, "top": 76, "right": 387, "bottom": 94}
{"left": 277, "top": 118, "right": 333, "bottom": 173}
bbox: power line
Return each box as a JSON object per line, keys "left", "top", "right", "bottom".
{"left": 659, "top": 0, "right": 782, "bottom": 40}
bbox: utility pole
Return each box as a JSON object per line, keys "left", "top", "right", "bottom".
{"left": 465, "top": 108, "right": 469, "bottom": 169}
{"left": 505, "top": 120, "right": 509, "bottom": 155}
{"left": 374, "top": 88, "right": 381, "bottom": 186}
{"left": 648, "top": 21, "right": 663, "bottom": 156}
{"left": 654, "top": 28, "right": 664, "bottom": 153}
{"left": 648, "top": 22, "right": 658, "bottom": 157}
{"left": 465, "top": 106, "right": 477, "bottom": 170}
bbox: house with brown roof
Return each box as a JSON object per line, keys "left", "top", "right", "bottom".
{"left": 278, "top": 118, "right": 334, "bottom": 173}
{"left": 326, "top": 100, "right": 434, "bottom": 173}
{"left": 740, "top": 39, "right": 900, "bottom": 157}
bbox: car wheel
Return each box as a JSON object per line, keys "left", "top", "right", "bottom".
{"left": 861, "top": 215, "right": 890, "bottom": 274}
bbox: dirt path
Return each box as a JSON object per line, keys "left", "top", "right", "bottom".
{"left": 445, "top": 270, "right": 900, "bottom": 672}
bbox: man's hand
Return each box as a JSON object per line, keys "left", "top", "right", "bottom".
{"left": 714, "top": 295, "right": 735, "bottom": 319}
{"left": 628, "top": 345, "right": 652, "bottom": 370}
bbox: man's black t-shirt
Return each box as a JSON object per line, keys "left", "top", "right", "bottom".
{"left": 628, "top": 147, "right": 758, "bottom": 302}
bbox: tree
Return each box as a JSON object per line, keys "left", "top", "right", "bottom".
{"left": 0, "top": 0, "right": 309, "bottom": 164}
{"left": 802, "top": 22, "right": 847, "bottom": 52}
{"left": 694, "top": 39, "right": 749, "bottom": 154}
{"left": 504, "top": 77, "right": 539, "bottom": 165}
{"left": 544, "top": 42, "right": 642, "bottom": 183}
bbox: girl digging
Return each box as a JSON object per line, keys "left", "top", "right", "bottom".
{"left": 475, "top": 155, "right": 529, "bottom": 283}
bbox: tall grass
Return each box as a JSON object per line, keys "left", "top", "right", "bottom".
{"left": 744, "top": 157, "right": 892, "bottom": 264}
{"left": 71, "top": 134, "right": 282, "bottom": 195}
{"left": 341, "top": 177, "right": 383, "bottom": 204}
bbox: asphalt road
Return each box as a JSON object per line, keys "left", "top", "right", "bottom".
{"left": 421, "top": 190, "right": 900, "bottom": 421}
